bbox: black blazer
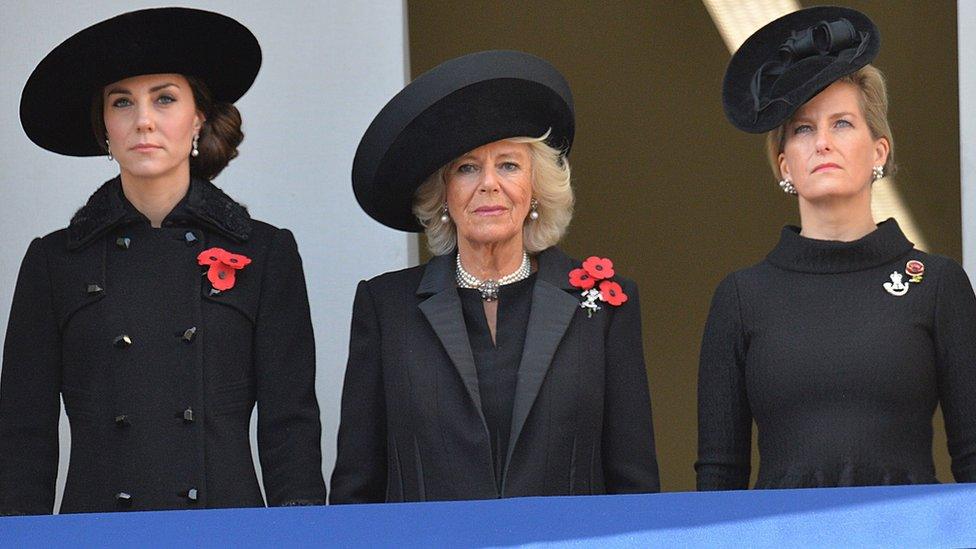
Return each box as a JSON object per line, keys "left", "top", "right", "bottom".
{"left": 330, "top": 247, "right": 659, "bottom": 502}
{"left": 0, "top": 178, "right": 326, "bottom": 514}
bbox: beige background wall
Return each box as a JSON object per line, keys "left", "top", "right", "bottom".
{"left": 409, "top": 1, "right": 960, "bottom": 491}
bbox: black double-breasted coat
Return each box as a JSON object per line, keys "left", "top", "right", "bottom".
{"left": 0, "top": 178, "right": 326, "bottom": 514}
{"left": 330, "top": 247, "right": 660, "bottom": 503}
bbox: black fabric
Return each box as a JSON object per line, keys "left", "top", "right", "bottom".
{"left": 330, "top": 247, "right": 659, "bottom": 503}
{"left": 352, "top": 50, "right": 574, "bottom": 232}
{"left": 459, "top": 274, "right": 535, "bottom": 488}
{"left": 697, "top": 219, "right": 976, "bottom": 490}
{"left": 0, "top": 178, "right": 325, "bottom": 515}
{"left": 20, "top": 7, "right": 261, "bottom": 156}
{"left": 67, "top": 177, "right": 251, "bottom": 249}
{"left": 722, "top": 6, "right": 879, "bottom": 133}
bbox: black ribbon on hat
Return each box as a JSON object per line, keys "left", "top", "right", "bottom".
{"left": 750, "top": 18, "right": 871, "bottom": 123}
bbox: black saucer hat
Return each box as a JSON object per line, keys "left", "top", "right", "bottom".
{"left": 352, "top": 50, "right": 575, "bottom": 232}
{"left": 20, "top": 7, "right": 261, "bottom": 156}
{"left": 723, "top": 6, "right": 880, "bottom": 134}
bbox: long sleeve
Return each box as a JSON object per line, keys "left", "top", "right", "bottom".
{"left": 253, "top": 229, "right": 326, "bottom": 505}
{"left": 0, "top": 239, "right": 62, "bottom": 515}
{"left": 602, "top": 280, "right": 660, "bottom": 493}
{"left": 932, "top": 259, "right": 976, "bottom": 482}
{"left": 696, "top": 273, "right": 752, "bottom": 490}
{"left": 330, "top": 280, "right": 388, "bottom": 504}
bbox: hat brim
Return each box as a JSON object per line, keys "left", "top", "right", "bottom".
{"left": 352, "top": 50, "right": 575, "bottom": 232}
{"left": 20, "top": 7, "right": 261, "bottom": 156}
{"left": 722, "top": 6, "right": 880, "bottom": 133}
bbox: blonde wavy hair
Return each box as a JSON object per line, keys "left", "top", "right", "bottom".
{"left": 413, "top": 131, "right": 574, "bottom": 256}
{"left": 765, "top": 64, "right": 895, "bottom": 180}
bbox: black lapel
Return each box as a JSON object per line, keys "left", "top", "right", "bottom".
{"left": 502, "top": 247, "right": 579, "bottom": 485}
{"left": 416, "top": 253, "right": 486, "bottom": 421}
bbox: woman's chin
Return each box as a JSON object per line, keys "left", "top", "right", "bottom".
{"left": 797, "top": 182, "right": 869, "bottom": 202}
{"left": 460, "top": 227, "right": 522, "bottom": 249}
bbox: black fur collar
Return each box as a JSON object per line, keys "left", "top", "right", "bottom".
{"left": 68, "top": 177, "right": 252, "bottom": 250}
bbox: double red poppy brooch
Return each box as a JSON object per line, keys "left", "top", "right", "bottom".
{"left": 198, "top": 247, "right": 251, "bottom": 293}
{"left": 568, "top": 256, "right": 628, "bottom": 317}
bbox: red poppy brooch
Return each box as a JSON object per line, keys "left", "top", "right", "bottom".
{"left": 198, "top": 247, "right": 252, "bottom": 293}
{"left": 568, "top": 256, "right": 628, "bottom": 317}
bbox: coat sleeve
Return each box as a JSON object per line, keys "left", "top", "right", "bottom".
{"left": 253, "top": 229, "right": 326, "bottom": 505}
{"left": 695, "top": 273, "right": 752, "bottom": 490}
{"left": 0, "top": 239, "right": 62, "bottom": 515}
{"left": 330, "top": 280, "right": 387, "bottom": 503}
{"left": 932, "top": 259, "right": 976, "bottom": 482}
{"left": 602, "top": 279, "right": 661, "bottom": 493}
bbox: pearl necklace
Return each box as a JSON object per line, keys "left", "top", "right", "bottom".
{"left": 456, "top": 251, "right": 531, "bottom": 301}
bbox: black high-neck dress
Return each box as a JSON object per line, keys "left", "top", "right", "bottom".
{"left": 697, "top": 219, "right": 976, "bottom": 489}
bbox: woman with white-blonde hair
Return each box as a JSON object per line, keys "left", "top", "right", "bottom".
{"left": 331, "top": 50, "right": 660, "bottom": 503}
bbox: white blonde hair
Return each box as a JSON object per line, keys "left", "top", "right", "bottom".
{"left": 413, "top": 131, "right": 574, "bottom": 256}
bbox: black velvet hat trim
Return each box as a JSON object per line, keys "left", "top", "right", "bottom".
{"left": 352, "top": 50, "right": 575, "bottom": 232}
{"left": 722, "top": 6, "right": 879, "bottom": 133}
{"left": 20, "top": 7, "right": 261, "bottom": 156}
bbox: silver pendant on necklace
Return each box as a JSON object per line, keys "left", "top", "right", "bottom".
{"left": 456, "top": 251, "right": 531, "bottom": 302}
{"left": 477, "top": 279, "right": 500, "bottom": 301}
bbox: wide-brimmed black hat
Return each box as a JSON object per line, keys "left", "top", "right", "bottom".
{"left": 20, "top": 7, "right": 261, "bottom": 156}
{"left": 723, "top": 6, "right": 879, "bottom": 133}
{"left": 352, "top": 50, "right": 575, "bottom": 232}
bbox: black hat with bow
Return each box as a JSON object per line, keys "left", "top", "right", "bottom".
{"left": 723, "top": 6, "right": 880, "bottom": 133}
{"left": 20, "top": 7, "right": 261, "bottom": 156}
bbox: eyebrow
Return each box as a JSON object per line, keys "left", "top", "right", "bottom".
{"left": 792, "top": 111, "right": 858, "bottom": 123}
{"left": 105, "top": 82, "right": 180, "bottom": 96}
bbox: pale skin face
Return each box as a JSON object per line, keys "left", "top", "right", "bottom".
{"left": 445, "top": 139, "right": 534, "bottom": 259}
{"left": 103, "top": 73, "right": 203, "bottom": 185}
{"left": 778, "top": 81, "right": 890, "bottom": 240}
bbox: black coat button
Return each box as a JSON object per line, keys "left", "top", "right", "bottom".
{"left": 114, "top": 415, "right": 130, "bottom": 427}
{"left": 184, "top": 231, "right": 198, "bottom": 245}
{"left": 181, "top": 408, "right": 194, "bottom": 423}
{"left": 179, "top": 488, "right": 199, "bottom": 502}
{"left": 86, "top": 284, "right": 103, "bottom": 295}
{"left": 113, "top": 335, "right": 132, "bottom": 348}
{"left": 181, "top": 327, "right": 197, "bottom": 342}
{"left": 116, "top": 237, "right": 131, "bottom": 249}
{"left": 115, "top": 492, "right": 132, "bottom": 506}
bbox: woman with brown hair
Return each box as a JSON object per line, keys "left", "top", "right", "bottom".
{"left": 0, "top": 8, "right": 325, "bottom": 514}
